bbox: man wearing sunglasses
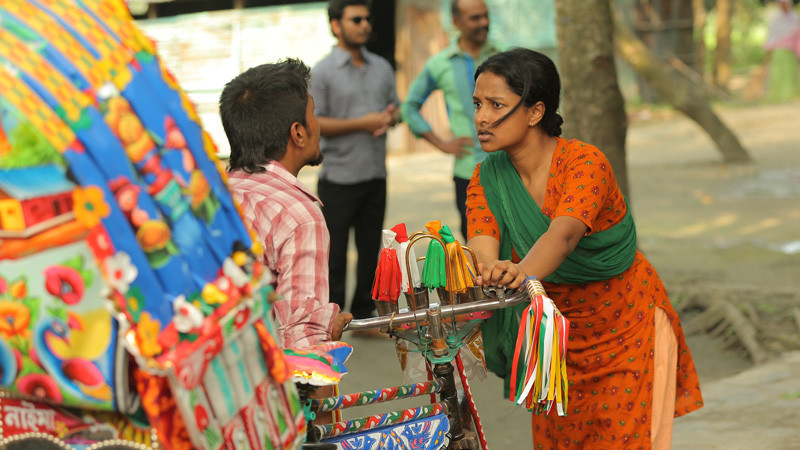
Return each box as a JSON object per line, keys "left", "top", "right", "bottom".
{"left": 311, "top": 0, "right": 401, "bottom": 329}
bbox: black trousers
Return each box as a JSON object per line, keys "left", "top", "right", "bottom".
{"left": 318, "top": 178, "right": 386, "bottom": 319}
{"left": 454, "top": 176, "right": 470, "bottom": 242}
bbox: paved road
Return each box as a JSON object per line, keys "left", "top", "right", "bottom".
{"left": 672, "top": 351, "right": 800, "bottom": 449}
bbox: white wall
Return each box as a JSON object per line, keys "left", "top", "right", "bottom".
{"left": 136, "top": 3, "right": 335, "bottom": 157}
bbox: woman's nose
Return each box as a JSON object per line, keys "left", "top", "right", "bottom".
{"left": 474, "top": 107, "right": 487, "bottom": 125}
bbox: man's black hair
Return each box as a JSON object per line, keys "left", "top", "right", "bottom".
{"left": 475, "top": 48, "right": 564, "bottom": 136}
{"left": 219, "top": 59, "right": 310, "bottom": 173}
{"left": 328, "top": 0, "right": 370, "bottom": 22}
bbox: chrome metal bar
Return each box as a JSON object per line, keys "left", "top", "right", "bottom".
{"left": 347, "top": 288, "right": 526, "bottom": 331}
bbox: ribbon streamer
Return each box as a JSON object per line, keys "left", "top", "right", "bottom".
{"left": 509, "top": 278, "right": 569, "bottom": 416}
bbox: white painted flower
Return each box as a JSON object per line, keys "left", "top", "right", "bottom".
{"left": 104, "top": 251, "right": 138, "bottom": 294}
{"left": 172, "top": 295, "right": 205, "bottom": 333}
{"left": 96, "top": 82, "right": 119, "bottom": 100}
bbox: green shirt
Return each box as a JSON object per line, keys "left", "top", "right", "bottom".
{"left": 400, "top": 40, "right": 501, "bottom": 179}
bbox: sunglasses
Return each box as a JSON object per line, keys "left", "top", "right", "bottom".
{"left": 346, "top": 15, "right": 371, "bottom": 25}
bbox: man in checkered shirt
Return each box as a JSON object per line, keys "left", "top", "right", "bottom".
{"left": 220, "top": 59, "right": 352, "bottom": 349}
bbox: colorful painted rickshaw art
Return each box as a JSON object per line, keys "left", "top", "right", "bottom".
{"left": 0, "top": 1, "right": 309, "bottom": 448}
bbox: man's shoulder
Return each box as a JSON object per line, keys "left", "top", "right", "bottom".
{"left": 229, "top": 171, "right": 277, "bottom": 201}
{"left": 426, "top": 47, "right": 455, "bottom": 66}
{"left": 312, "top": 51, "right": 338, "bottom": 73}
{"left": 364, "top": 49, "right": 394, "bottom": 73}
{"left": 233, "top": 178, "right": 323, "bottom": 225}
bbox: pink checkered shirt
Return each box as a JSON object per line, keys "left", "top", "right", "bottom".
{"left": 228, "top": 161, "right": 339, "bottom": 348}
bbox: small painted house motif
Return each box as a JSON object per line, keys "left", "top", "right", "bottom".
{"left": 0, "top": 165, "right": 75, "bottom": 237}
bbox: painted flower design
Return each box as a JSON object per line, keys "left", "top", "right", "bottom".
{"left": 135, "top": 312, "right": 163, "bottom": 358}
{"left": 201, "top": 283, "right": 228, "bottom": 305}
{"left": 136, "top": 220, "right": 171, "bottom": 253}
{"left": 44, "top": 266, "right": 85, "bottom": 305}
{"left": 104, "top": 96, "right": 156, "bottom": 163}
{"left": 112, "top": 179, "right": 141, "bottom": 213}
{"left": 125, "top": 286, "right": 146, "bottom": 322}
{"left": 172, "top": 295, "right": 204, "bottom": 333}
{"left": 0, "top": 276, "right": 7, "bottom": 295}
{"left": 188, "top": 170, "right": 211, "bottom": 209}
{"left": 17, "top": 373, "right": 63, "bottom": 403}
{"left": 0, "top": 301, "right": 31, "bottom": 338}
{"left": 87, "top": 226, "right": 114, "bottom": 260}
{"left": 233, "top": 307, "right": 250, "bottom": 330}
{"left": 104, "top": 251, "right": 138, "bottom": 294}
{"left": 73, "top": 186, "right": 111, "bottom": 228}
{"left": 194, "top": 404, "right": 209, "bottom": 430}
{"left": 8, "top": 279, "right": 27, "bottom": 299}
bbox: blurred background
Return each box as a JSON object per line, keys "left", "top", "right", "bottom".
{"left": 124, "top": 0, "right": 789, "bottom": 157}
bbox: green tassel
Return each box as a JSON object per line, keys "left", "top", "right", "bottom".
{"left": 421, "top": 240, "right": 446, "bottom": 288}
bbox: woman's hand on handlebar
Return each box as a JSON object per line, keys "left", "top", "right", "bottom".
{"left": 475, "top": 260, "right": 528, "bottom": 290}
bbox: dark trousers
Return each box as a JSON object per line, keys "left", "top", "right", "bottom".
{"left": 454, "top": 176, "right": 470, "bottom": 242}
{"left": 318, "top": 178, "right": 386, "bottom": 319}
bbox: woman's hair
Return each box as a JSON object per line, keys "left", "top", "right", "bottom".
{"left": 474, "top": 47, "right": 563, "bottom": 137}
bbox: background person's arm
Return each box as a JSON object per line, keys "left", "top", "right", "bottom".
{"left": 318, "top": 111, "right": 392, "bottom": 137}
{"left": 401, "top": 66, "right": 471, "bottom": 157}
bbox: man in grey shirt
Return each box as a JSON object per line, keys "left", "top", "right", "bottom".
{"left": 310, "top": 0, "right": 400, "bottom": 321}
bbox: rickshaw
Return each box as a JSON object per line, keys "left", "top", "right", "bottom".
{"left": 300, "top": 226, "right": 567, "bottom": 450}
{"left": 0, "top": 2, "right": 567, "bottom": 448}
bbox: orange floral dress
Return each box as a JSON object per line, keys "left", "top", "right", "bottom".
{"left": 466, "top": 138, "right": 703, "bottom": 449}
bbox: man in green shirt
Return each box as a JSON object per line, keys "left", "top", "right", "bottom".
{"left": 400, "top": 0, "right": 500, "bottom": 240}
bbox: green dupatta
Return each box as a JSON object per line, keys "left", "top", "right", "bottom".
{"left": 478, "top": 151, "right": 638, "bottom": 396}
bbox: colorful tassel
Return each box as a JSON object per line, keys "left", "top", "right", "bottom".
{"left": 439, "top": 225, "right": 475, "bottom": 294}
{"left": 372, "top": 229, "right": 402, "bottom": 302}
{"left": 391, "top": 223, "right": 420, "bottom": 293}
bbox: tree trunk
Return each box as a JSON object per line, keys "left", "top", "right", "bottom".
{"left": 692, "top": 0, "right": 707, "bottom": 79}
{"left": 714, "top": 0, "right": 733, "bottom": 89}
{"left": 612, "top": 7, "right": 752, "bottom": 163}
{"left": 555, "top": 0, "right": 630, "bottom": 196}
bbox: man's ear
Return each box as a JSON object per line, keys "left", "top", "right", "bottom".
{"left": 330, "top": 19, "right": 342, "bottom": 38}
{"left": 289, "top": 121, "right": 307, "bottom": 148}
{"left": 452, "top": 13, "right": 463, "bottom": 29}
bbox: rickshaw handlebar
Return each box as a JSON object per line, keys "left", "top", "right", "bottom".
{"left": 346, "top": 287, "right": 527, "bottom": 331}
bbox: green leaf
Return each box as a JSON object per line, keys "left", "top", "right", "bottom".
{"left": 26, "top": 297, "right": 41, "bottom": 327}
{"left": 80, "top": 269, "right": 94, "bottom": 288}
{"left": 19, "top": 358, "right": 46, "bottom": 377}
{"left": 60, "top": 255, "right": 85, "bottom": 271}
{"left": 46, "top": 304, "right": 67, "bottom": 321}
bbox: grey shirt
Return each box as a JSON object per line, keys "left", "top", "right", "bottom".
{"left": 310, "top": 46, "right": 399, "bottom": 184}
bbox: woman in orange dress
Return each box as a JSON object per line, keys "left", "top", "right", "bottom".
{"left": 466, "top": 48, "right": 703, "bottom": 449}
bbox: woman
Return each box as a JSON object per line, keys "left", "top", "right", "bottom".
{"left": 466, "top": 48, "right": 703, "bottom": 449}
{"left": 764, "top": 0, "right": 800, "bottom": 101}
